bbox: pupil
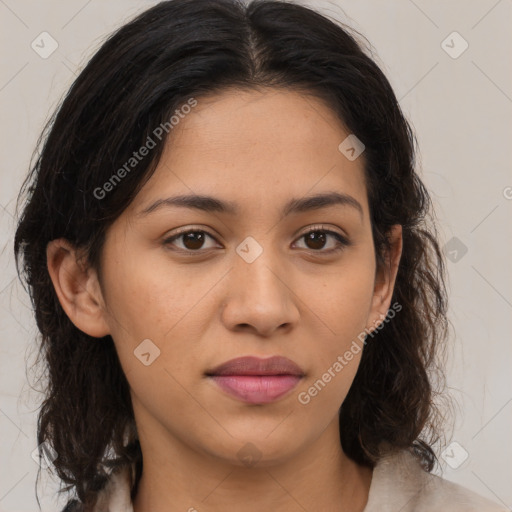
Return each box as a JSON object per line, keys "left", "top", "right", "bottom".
{"left": 184, "top": 232, "right": 204, "bottom": 250}
{"left": 306, "top": 231, "right": 326, "bottom": 250}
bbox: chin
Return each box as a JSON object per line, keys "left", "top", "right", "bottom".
{"left": 199, "top": 427, "right": 305, "bottom": 468}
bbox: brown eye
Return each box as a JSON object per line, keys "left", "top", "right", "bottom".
{"left": 181, "top": 231, "right": 207, "bottom": 250}
{"left": 294, "top": 227, "right": 350, "bottom": 254}
{"left": 303, "top": 231, "right": 328, "bottom": 250}
{"left": 164, "top": 230, "right": 219, "bottom": 252}
{"left": 164, "top": 226, "right": 350, "bottom": 255}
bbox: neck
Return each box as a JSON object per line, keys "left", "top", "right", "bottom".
{"left": 132, "top": 414, "right": 372, "bottom": 512}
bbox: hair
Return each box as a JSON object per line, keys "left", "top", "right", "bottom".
{"left": 14, "top": 0, "right": 450, "bottom": 509}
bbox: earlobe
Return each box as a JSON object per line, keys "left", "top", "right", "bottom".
{"left": 366, "top": 224, "right": 403, "bottom": 331}
{"left": 46, "top": 238, "right": 110, "bottom": 338}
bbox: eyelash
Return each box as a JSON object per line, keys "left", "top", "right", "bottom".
{"left": 163, "top": 224, "right": 351, "bottom": 256}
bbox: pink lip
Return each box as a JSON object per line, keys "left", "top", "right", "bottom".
{"left": 210, "top": 375, "right": 302, "bottom": 404}
{"left": 206, "top": 356, "right": 305, "bottom": 404}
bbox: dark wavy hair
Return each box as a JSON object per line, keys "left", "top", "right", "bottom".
{"left": 14, "top": 0, "right": 450, "bottom": 509}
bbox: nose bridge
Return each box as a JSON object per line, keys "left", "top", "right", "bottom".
{"left": 221, "top": 234, "right": 299, "bottom": 335}
{"left": 234, "top": 234, "right": 285, "bottom": 300}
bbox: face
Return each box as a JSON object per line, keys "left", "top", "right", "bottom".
{"left": 64, "top": 88, "right": 401, "bottom": 467}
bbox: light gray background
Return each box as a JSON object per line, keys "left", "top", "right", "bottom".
{"left": 1, "top": 1, "right": 511, "bottom": 510}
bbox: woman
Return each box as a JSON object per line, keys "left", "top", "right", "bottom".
{"left": 14, "top": 0, "right": 506, "bottom": 510}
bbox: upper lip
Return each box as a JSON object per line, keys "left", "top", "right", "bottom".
{"left": 205, "top": 356, "right": 305, "bottom": 377}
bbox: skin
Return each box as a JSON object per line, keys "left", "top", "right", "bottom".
{"left": 47, "top": 87, "right": 402, "bottom": 512}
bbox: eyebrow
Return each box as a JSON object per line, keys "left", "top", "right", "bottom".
{"left": 138, "top": 191, "right": 363, "bottom": 219}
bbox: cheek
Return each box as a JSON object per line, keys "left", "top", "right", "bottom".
{"left": 100, "top": 249, "right": 222, "bottom": 384}
{"left": 308, "top": 262, "right": 375, "bottom": 342}
{"left": 100, "top": 244, "right": 204, "bottom": 339}
{"left": 299, "top": 255, "right": 375, "bottom": 394}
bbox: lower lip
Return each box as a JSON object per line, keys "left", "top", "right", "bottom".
{"left": 209, "top": 375, "right": 302, "bottom": 404}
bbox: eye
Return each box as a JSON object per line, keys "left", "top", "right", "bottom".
{"left": 163, "top": 225, "right": 351, "bottom": 255}
{"left": 163, "top": 228, "right": 220, "bottom": 252}
{"left": 292, "top": 225, "right": 350, "bottom": 254}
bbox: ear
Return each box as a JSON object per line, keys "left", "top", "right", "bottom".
{"left": 46, "top": 238, "right": 110, "bottom": 338}
{"left": 366, "top": 224, "right": 403, "bottom": 332}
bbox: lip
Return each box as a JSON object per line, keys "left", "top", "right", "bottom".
{"left": 205, "top": 356, "right": 305, "bottom": 404}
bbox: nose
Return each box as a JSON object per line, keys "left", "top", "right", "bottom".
{"left": 220, "top": 248, "right": 300, "bottom": 337}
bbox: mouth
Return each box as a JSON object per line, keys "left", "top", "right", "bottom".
{"left": 205, "top": 356, "right": 305, "bottom": 404}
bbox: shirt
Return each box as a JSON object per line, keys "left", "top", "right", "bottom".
{"left": 61, "top": 449, "right": 507, "bottom": 511}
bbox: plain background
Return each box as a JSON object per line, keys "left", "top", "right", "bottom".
{"left": 0, "top": 0, "right": 511, "bottom": 510}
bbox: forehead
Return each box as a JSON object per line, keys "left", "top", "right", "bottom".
{"left": 130, "top": 87, "right": 369, "bottom": 217}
